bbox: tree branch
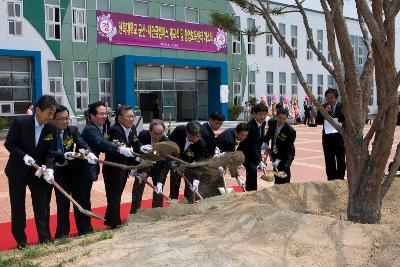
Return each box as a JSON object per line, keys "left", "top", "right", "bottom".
{"left": 381, "top": 142, "right": 400, "bottom": 201}
{"left": 355, "top": 0, "right": 386, "bottom": 53}
{"left": 257, "top": 0, "right": 344, "bottom": 134}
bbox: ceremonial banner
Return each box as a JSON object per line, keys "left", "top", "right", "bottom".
{"left": 97, "top": 11, "right": 228, "bottom": 54}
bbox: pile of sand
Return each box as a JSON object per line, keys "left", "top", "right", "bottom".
{"left": 9, "top": 180, "right": 400, "bottom": 266}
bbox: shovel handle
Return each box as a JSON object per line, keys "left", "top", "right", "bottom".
{"left": 144, "top": 180, "right": 173, "bottom": 204}
{"left": 30, "top": 162, "right": 105, "bottom": 221}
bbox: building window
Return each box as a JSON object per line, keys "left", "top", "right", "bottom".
{"left": 369, "top": 88, "right": 374, "bottom": 106}
{"left": 72, "top": 0, "right": 86, "bottom": 42}
{"left": 307, "top": 28, "right": 313, "bottom": 60}
{"left": 278, "top": 23, "right": 286, "bottom": 57}
{"left": 317, "top": 30, "right": 323, "bottom": 52}
{"left": 307, "top": 74, "right": 313, "bottom": 94}
{"left": 99, "top": 62, "right": 112, "bottom": 104}
{"left": 266, "top": 25, "right": 273, "bottom": 57}
{"left": 291, "top": 25, "right": 298, "bottom": 58}
{"left": 327, "top": 75, "right": 334, "bottom": 87}
{"left": 0, "top": 57, "right": 32, "bottom": 115}
{"left": 248, "top": 71, "right": 256, "bottom": 98}
{"left": 7, "top": 0, "right": 23, "bottom": 36}
{"left": 247, "top": 18, "right": 256, "bottom": 55}
{"left": 291, "top": 73, "right": 298, "bottom": 95}
{"left": 185, "top": 7, "right": 199, "bottom": 23}
{"left": 266, "top": 71, "right": 274, "bottom": 105}
{"left": 233, "top": 70, "right": 242, "bottom": 106}
{"left": 48, "top": 60, "right": 63, "bottom": 104}
{"left": 97, "top": 0, "right": 110, "bottom": 10}
{"left": 358, "top": 37, "right": 363, "bottom": 65}
{"left": 45, "top": 0, "right": 61, "bottom": 40}
{"left": 232, "top": 16, "right": 241, "bottom": 54}
{"left": 74, "top": 61, "right": 88, "bottom": 111}
{"left": 160, "top": 4, "right": 175, "bottom": 20}
{"left": 133, "top": 0, "right": 149, "bottom": 17}
{"left": 317, "top": 74, "right": 324, "bottom": 102}
{"left": 279, "top": 72, "right": 286, "bottom": 101}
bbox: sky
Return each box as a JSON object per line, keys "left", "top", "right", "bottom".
{"left": 274, "top": 0, "right": 400, "bottom": 68}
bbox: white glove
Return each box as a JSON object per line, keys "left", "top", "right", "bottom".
{"left": 136, "top": 172, "right": 148, "bottom": 184}
{"left": 272, "top": 159, "right": 281, "bottom": 169}
{"left": 86, "top": 152, "right": 98, "bottom": 165}
{"left": 258, "top": 161, "right": 268, "bottom": 172}
{"left": 139, "top": 144, "right": 153, "bottom": 154}
{"left": 118, "top": 146, "right": 134, "bottom": 157}
{"left": 64, "top": 152, "right": 75, "bottom": 161}
{"left": 129, "top": 169, "right": 138, "bottom": 177}
{"left": 192, "top": 179, "right": 200, "bottom": 191}
{"left": 236, "top": 177, "right": 245, "bottom": 187}
{"left": 43, "top": 168, "right": 54, "bottom": 184}
{"left": 134, "top": 157, "right": 143, "bottom": 163}
{"left": 214, "top": 146, "right": 221, "bottom": 155}
{"left": 23, "top": 154, "right": 35, "bottom": 166}
{"left": 156, "top": 182, "right": 163, "bottom": 194}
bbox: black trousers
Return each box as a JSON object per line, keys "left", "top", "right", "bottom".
{"left": 54, "top": 168, "right": 81, "bottom": 238}
{"left": 244, "top": 161, "right": 258, "bottom": 191}
{"left": 322, "top": 134, "right": 346, "bottom": 180}
{"left": 130, "top": 171, "right": 167, "bottom": 214}
{"left": 274, "top": 163, "right": 291, "bottom": 184}
{"left": 103, "top": 171, "right": 128, "bottom": 226}
{"left": 8, "top": 176, "right": 52, "bottom": 244}
{"left": 170, "top": 171, "right": 199, "bottom": 203}
{"left": 72, "top": 179, "right": 93, "bottom": 235}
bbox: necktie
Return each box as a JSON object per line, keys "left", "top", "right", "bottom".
{"left": 57, "top": 133, "right": 64, "bottom": 152}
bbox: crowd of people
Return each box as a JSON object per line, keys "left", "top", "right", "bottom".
{"left": 5, "top": 87, "right": 347, "bottom": 249}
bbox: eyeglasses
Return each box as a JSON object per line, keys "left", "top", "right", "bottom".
{"left": 55, "top": 117, "right": 69, "bottom": 122}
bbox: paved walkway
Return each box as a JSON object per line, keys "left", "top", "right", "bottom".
{"left": 0, "top": 124, "right": 398, "bottom": 223}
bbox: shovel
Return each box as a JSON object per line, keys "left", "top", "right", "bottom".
{"left": 217, "top": 166, "right": 234, "bottom": 194}
{"left": 30, "top": 162, "right": 105, "bottom": 221}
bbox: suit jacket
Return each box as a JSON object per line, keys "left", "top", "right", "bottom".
{"left": 81, "top": 122, "right": 119, "bottom": 179}
{"left": 169, "top": 125, "right": 207, "bottom": 164}
{"left": 216, "top": 128, "right": 237, "bottom": 153}
{"left": 200, "top": 122, "right": 216, "bottom": 158}
{"left": 315, "top": 102, "right": 345, "bottom": 136}
{"left": 134, "top": 130, "right": 169, "bottom": 183}
{"left": 264, "top": 118, "right": 296, "bottom": 168}
{"left": 5, "top": 115, "right": 56, "bottom": 184}
{"left": 103, "top": 122, "right": 137, "bottom": 179}
{"left": 238, "top": 118, "right": 266, "bottom": 165}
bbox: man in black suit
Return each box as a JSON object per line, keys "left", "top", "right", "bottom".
{"left": 80, "top": 102, "right": 135, "bottom": 234}
{"left": 264, "top": 108, "right": 296, "bottom": 184}
{"left": 316, "top": 88, "right": 346, "bottom": 180}
{"left": 5, "top": 95, "right": 57, "bottom": 248}
{"left": 130, "top": 119, "right": 169, "bottom": 214}
{"left": 200, "top": 111, "right": 224, "bottom": 157}
{"left": 216, "top": 123, "right": 250, "bottom": 153}
{"left": 102, "top": 105, "right": 138, "bottom": 228}
{"left": 51, "top": 105, "right": 98, "bottom": 238}
{"left": 169, "top": 121, "right": 207, "bottom": 203}
{"left": 238, "top": 103, "right": 269, "bottom": 191}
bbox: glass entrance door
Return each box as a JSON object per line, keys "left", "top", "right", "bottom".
{"left": 177, "top": 91, "right": 196, "bottom": 121}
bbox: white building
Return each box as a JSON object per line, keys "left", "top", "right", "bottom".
{"left": 230, "top": 1, "right": 377, "bottom": 115}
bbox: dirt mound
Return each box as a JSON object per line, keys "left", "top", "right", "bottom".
{"left": 5, "top": 180, "right": 399, "bottom": 267}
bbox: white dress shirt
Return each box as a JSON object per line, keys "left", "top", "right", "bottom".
{"left": 34, "top": 115, "right": 44, "bottom": 146}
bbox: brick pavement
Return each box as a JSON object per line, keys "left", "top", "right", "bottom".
{"left": 0, "top": 124, "right": 398, "bottom": 223}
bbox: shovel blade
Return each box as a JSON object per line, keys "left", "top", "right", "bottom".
{"left": 218, "top": 187, "right": 234, "bottom": 194}
{"left": 82, "top": 209, "right": 105, "bottom": 221}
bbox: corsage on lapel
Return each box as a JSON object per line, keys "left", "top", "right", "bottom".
{"left": 43, "top": 133, "right": 53, "bottom": 141}
{"left": 103, "top": 132, "right": 110, "bottom": 140}
{"left": 62, "top": 136, "right": 74, "bottom": 149}
{"left": 185, "top": 149, "right": 194, "bottom": 159}
{"left": 277, "top": 132, "right": 287, "bottom": 142}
